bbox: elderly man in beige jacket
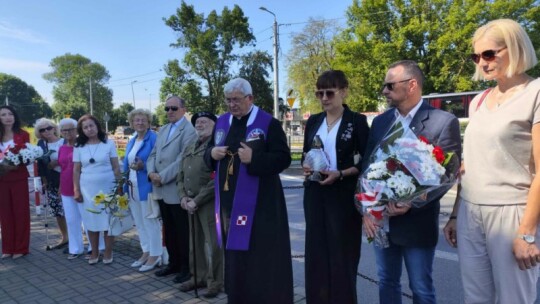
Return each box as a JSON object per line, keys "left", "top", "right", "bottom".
{"left": 147, "top": 96, "right": 196, "bottom": 284}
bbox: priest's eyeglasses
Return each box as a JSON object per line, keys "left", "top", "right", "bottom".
{"left": 224, "top": 95, "right": 249, "bottom": 105}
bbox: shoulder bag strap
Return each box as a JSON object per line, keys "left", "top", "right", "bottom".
{"left": 475, "top": 88, "right": 492, "bottom": 112}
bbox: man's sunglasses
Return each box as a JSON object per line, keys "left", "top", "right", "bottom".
{"left": 470, "top": 47, "right": 506, "bottom": 64}
{"left": 164, "top": 106, "right": 179, "bottom": 112}
{"left": 315, "top": 89, "right": 339, "bottom": 99}
{"left": 382, "top": 79, "right": 412, "bottom": 91}
{"left": 39, "top": 126, "right": 54, "bottom": 133}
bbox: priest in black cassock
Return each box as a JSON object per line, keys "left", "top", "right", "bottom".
{"left": 204, "top": 78, "right": 293, "bottom": 304}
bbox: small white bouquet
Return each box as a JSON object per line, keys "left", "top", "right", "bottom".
{"left": 2, "top": 143, "right": 44, "bottom": 166}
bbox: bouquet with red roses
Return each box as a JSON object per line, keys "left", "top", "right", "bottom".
{"left": 1, "top": 142, "right": 46, "bottom": 166}
{"left": 355, "top": 121, "right": 459, "bottom": 247}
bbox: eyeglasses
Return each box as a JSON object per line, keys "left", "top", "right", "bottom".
{"left": 61, "top": 128, "right": 76, "bottom": 133}
{"left": 315, "top": 89, "right": 339, "bottom": 99}
{"left": 382, "top": 79, "right": 412, "bottom": 91}
{"left": 224, "top": 95, "right": 248, "bottom": 105}
{"left": 39, "top": 126, "right": 54, "bottom": 133}
{"left": 470, "top": 47, "right": 507, "bottom": 64}
{"left": 164, "top": 106, "right": 180, "bottom": 112}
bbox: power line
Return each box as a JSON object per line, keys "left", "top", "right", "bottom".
{"left": 110, "top": 77, "right": 162, "bottom": 88}
{"left": 108, "top": 70, "right": 162, "bottom": 83}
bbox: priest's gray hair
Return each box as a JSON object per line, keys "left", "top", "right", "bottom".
{"left": 224, "top": 78, "right": 252, "bottom": 96}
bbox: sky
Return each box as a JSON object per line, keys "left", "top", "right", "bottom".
{"left": 0, "top": 0, "right": 352, "bottom": 114}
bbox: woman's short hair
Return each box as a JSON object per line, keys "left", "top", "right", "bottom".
{"left": 316, "top": 70, "right": 349, "bottom": 90}
{"left": 127, "top": 109, "right": 152, "bottom": 128}
{"left": 224, "top": 78, "right": 253, "bottom": 96}
{"left": 75, "top": 114, "right": 107, "bottom": 147}
{"left": 34, "top": 118, "right": 59, "bottom": 139}
{"left": 472, "top": 19, "right": 538, "bottom": 80}
{"left": 59, "top": 118, "right": 78, "bottom": 130}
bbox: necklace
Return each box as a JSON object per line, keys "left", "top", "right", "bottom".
{"left": 326, "top": 115, "right": 343, "bottom": 132}
{"left": 494, "top": 79, "right": 531, "bottom": 107}
{"left": 88, "top": 142, "right": 100, "bottom": 164}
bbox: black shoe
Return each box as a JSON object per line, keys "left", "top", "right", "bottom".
{"left": 172, "top": 271, "right": 191, "bottom": 284}
{"left": 202, "top": 287, "right": 220, "bottom": 299}
{"left": 155, "top": 267, "right": 179, "bottom": 277}
{"left": 178, "top": 280, "right": 206, "bottom": 292}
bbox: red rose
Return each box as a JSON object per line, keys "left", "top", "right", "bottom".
{"left": 210, "top": 171, "right": 216, "bottom": 180}
{"left": 369, "top": 209, "right": 384, "bottom": 220}
{"left": 10, "top": 145, "right": 22, "bottom": 154}
{"left": 432, "top": 146, "right": 445, "bottom": 164}
{"left": 386, "top": 158, "right": 399, "bottom": 172}
{"left": 418, "top": 135, "right": 429, "bottom": 144}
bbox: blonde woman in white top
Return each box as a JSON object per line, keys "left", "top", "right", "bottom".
{"left": 443, "top": 19, "right": 540, "bottom": 304}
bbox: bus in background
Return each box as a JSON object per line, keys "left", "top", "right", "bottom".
{"left": 423, "top": 91, "right": 482, "bottom": 119}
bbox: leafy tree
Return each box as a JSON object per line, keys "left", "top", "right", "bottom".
{"left": 238, "top": 50, "right": 274, "bottom": 113}
{"left": 159, "top": 59, "right": 205, "bottom": 114}
{"left": 43, "top": 53, "right": 113, "bottom": 121}
{"left": 286, "top": 18, "right": 341, "bottom": 114}
{"left": 0, "top": 73, "right": 53, "bottom": 125}
{"left": 154, "top": 103, "right": 167, "bottom": 126}
{"left": 334, "top": 0, "right": 540, "bottom": 111}
{"left": 164, "top": 1, "right": 255, "bottom": 114}
{"left": 109, "top": 103, "right": 134, "bottom": 131}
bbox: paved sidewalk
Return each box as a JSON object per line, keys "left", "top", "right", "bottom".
{"left": 0, "top": 166, "right": 308, "bottom": 304}
{"left": 0, "top": 208, "right": 307, "bottom": 304}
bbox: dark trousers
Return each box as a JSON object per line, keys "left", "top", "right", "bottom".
{"left": 158, "top": 200, "right": 189, "bottom": 273}
{"left": 304, "top": 182, "right": 362, "bottom": 304}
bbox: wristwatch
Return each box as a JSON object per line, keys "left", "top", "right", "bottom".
{"left": 517, "top": 234, "right": 536, "bottom": 244}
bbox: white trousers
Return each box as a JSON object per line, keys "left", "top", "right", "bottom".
{"left": 62, "top": 195, "right": 84, "bottom": 255}
{"left": 129, "top": 186, "right": 162, "bottom": 257}
{"left": 62, "top": 195, "right": 105, "bottom": 253}
{"left": 457, "top": 198, "right": 539, "bottom": 304}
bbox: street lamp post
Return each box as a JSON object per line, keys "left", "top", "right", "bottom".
{"left": 130, "top": 80, "right": 138, "bottom": 108}
{"left": 89, "top": 77, "right": 94, "bottom": 115}
{"left": 259, "top": 6, "right": 279, "bottom": 119}
{"left": 145, "top": 88, "right": 152, "bottom": 113}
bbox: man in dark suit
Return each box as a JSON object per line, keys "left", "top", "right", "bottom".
{"left": 363, "top": 60, "right": 461, "bottom": 304}
{"left": 147, "top": 96, "right": 197, "bottom": 283}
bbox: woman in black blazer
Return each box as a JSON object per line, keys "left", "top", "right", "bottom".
{"left": 302, "top": 70, "right": 369, "bottom": 304}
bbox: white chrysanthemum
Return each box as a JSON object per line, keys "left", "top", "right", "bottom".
{"left": 386, "top": 170, "right": 416, "bottom": 198}
{"left": 366, "top": 161, "right": 387, "bottom": 179}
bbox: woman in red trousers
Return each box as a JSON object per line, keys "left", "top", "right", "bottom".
{"left": 0, "top": 105, "right": 31, "bottom": 259}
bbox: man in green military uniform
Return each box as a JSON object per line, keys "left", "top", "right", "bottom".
{"left": 176, "top": 112, "right": 223, "bottom": 299}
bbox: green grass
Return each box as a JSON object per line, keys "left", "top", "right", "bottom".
{"left": 291, "top": 152, "right": 302, "bottom": 161}
{"left": 459, "top": 121, "right": 468, "bottom": 134}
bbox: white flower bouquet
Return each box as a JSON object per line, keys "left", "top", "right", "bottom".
{"left": 1, "top": 143, "right": 44, "bottom": 166}
{"left": 356, "top": 121, "right": 460, "bottom": 247}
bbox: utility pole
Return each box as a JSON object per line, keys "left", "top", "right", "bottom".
{"left": 260, "top": 7, "right": 279, "bottom": 119}
{"left": 89, "top": 77, "right": 93, "bottom": 115}
{"left": 5, "top": 95, "right": 8, "bottom": 106}
{"left": 145, "top": 88, "right": 152, "bottom": 113}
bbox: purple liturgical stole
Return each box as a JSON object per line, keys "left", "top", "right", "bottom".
{"left": 214, "top": 107, "right": 272, "bottom": 251}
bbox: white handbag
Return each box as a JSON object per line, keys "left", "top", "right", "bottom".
{"left": 145, "top": 192, "right": 161, "bottom": 219}
{"left": 109, "top": 213, "right": 134, "bottom": 236}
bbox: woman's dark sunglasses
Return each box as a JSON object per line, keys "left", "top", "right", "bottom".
{"left": 39, "top": 126, "right": 54, "bottom": 133}
{"left": 315, "top": 89, "right": 339, "bottom": 99}
{"left": 164, "top": 106, "right": 179, "bottom": 112}
{"left": 470, "top": 47, "right": 506, "bottom": 64}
